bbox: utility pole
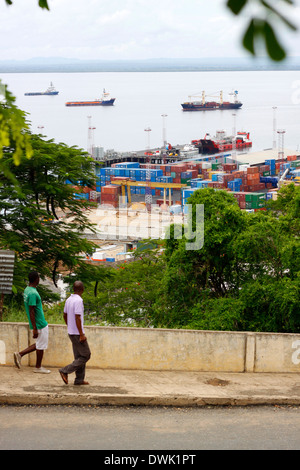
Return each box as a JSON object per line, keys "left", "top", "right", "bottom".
{"left": 161, "top": 114, "right": 168, "bottom": 148}
{"left": 277, "top": 129, "right": 286, "bottom": 160}
{"left": 144, "top": 127, "right": 152, "bottom": 211}
{"left": 87, "top": 116, "right": 96, "bottom": 157}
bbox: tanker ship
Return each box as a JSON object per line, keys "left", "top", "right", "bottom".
{"left": 65, "top": 89, "right": 115, "bottom": 107}
{"left": 181, "top": 90, "right": 242, "bottom": 111}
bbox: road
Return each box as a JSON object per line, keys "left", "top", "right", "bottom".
{"left": 0, "top": 405, "right": 299, "bottom": 451}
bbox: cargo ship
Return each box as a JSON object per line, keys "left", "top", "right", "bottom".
{"left": 192, "top": 130, "right": 252, "bottom": 154}
{"left": 24, "top": 82, "right": 59, "bottom": 96}
{"left": 181, "top": 90, "right": 242, "bottom": 111}
{"left": 65, "top": 89, "right": 115, "bottom": 107}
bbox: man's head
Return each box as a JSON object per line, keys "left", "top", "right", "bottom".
{"left": 73, "top": 280, "right": 84, "bottom": 296}
{"left": 28, "top": 271, "right": 39, "bottom": 287}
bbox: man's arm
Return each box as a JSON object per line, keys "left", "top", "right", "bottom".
{"left": 29, "top": 305, "right": 38, "bottom": 338}
{"left": 75, "top": 314, "right": 86, "bottom": 343}
{"left": 63, "top": 312, "right": 68, "bottom": 326}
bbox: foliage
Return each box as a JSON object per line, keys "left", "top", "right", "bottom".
{"left": 0, "top": 82, "right": 32, "bottom": 166}
{"left": 157, "top": 189, "right": 247, "bottom": 327}
{"left": 80, "top": 244, "right": 165, "bottom": 327}
{"left": 156, "top": 186, "right": 300, "bottom": 332}
{"left": 227, "top": 0, "right": 297, "bottom": 61}
{"left": 0, "top": 133, "right": 108, "bottom": 304}
{"left": 4, "top": 0, "right": 49, "bottom": 9}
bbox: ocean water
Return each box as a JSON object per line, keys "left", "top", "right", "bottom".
{"left": 1, "top": 70, "right": 300, "bottom": 154}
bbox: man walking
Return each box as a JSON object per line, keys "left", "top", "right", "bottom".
{"left": 14, "top": 271, "right": 50, "bottom": 374}
{"left": 59, "top": 281, "right": 91, "bottom": 385}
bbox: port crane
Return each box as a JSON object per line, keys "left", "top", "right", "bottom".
{"left": 187, "top": 90, "right": 239, "bottom": 105}
{"left": 110, "top": 179, "right": 187, "bottom": 207}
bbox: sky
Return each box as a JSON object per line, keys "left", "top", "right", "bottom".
{"left": 0, "top": 0, "right": 299, "bottom": 61}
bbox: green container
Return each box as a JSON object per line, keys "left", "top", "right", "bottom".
{"left": 211, "top": 163, "right": 221, "bottom": 170}
{"left": 263, "top": 171, "right": 270, "bottom": 176}
{"left": 181, "top": 178, "right": 191, "bottom": 184}
{"left": 291, "top": 160, "right": 300, "bottom": 168}
{"left": 252, "top": 201, "right": 265, "bottom": 209}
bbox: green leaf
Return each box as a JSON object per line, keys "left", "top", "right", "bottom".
{"left": 4, "top": 0, "right": 49, "bottom": 8}
{"left": 38, "top": 0, "right": 50, "bottom": 10}
{"left": 242, "top": 18, "right": 256, "bottom": 55}
{"left": 227, "top": 0, "right": 248, "bottom": 15}
{"left": 264, "top": 21, "right": 286, "bottom": 61}
{"left": 11, "top": 285, "right": 17, "bottom": 294}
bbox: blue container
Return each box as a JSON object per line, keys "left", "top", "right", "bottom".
{"left": 265, "top": 159, "right": 276, "bottom": 168}
{"left": 74, "top": 193, "right": 89, "bottom": 200}
{"left": 115, "top": 162, "right": 140, "bottom": 168}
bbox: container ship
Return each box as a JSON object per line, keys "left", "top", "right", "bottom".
{"left": 65, "top": 89, "right": 115, "bottom": 107}
{"left": 192, "top": 130, "right": 252, "bottom": 154}
{"left": 24, "top": 82, "right": 59, "bottom": 96}
{"left": 181, "top": 90, "right": 242, "bottom": 111}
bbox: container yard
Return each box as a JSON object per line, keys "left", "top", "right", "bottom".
{"left": 88, "top": 150, "right": 300, "bottom": 210}
{"left": 68, "top": 148, "right": 300, "bottom": 259}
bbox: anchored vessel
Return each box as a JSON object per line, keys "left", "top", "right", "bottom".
{"left": 65, "top": 89, "right": 115, "bottom": 107}
{"left": 25, "top": 82, "right": 59, "bottom": 96}
{"left": 192, "top": 130, "right": 252, "bottom": 154}
{"left": 181, "top": 90, "right": 242, "bottom": 111}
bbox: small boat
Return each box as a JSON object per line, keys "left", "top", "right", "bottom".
{"left": 65, "top": 89, "right": 115, "bottom": 107}
{"left": 24, "top": 82, "right": 59, "bottom": 96}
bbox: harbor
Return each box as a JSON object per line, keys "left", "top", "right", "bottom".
{"left": 66, "top": 144, "right": 300, "bottom": 264}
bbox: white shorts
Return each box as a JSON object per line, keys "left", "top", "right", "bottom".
{"left": 36, "top": 325, "right": 49, "bottom": 351}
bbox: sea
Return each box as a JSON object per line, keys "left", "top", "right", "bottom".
{"left": 1, "top": 70, "right": 300, "bottom": 155}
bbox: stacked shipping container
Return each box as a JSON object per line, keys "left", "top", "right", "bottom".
{"left": 89, "top": 154, "right": 299, "bottom": 211}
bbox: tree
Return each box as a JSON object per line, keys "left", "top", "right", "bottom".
{"left": 0, "top": 82, "right": 32, "bottom": 166}
{"left": 158, "top": 189, "right": 247, "bottom": 327}
{"left": 0, "top": 133, "right": 105, "bottom": 298}
{"left": 82, "top": 244, "right": 165, "bottom": 327}
{"left": 158, "top": 186, "right": 300, "bottom": 332}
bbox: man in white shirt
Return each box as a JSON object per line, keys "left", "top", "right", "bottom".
{"left": 59, "top": 281, "right": 91, "bottom": 385}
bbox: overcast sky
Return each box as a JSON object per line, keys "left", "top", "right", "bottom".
{"left": 0, "top": 0, "right": 299, "bottom": 61}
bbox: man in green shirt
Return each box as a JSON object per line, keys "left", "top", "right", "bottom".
{"left": 14, "top": 271, "right": 50, "bottom": 374}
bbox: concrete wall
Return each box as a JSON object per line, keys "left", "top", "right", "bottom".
{"left": 1, "top": 322, "right": 300, "bottom": 373}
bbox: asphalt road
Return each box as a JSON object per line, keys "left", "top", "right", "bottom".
{"left": 0, "top": 405, "right": 300, "bottom": 451}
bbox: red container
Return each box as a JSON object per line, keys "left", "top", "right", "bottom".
{"left": 223, "top": 163, "right": 237, "bottom": 172}
{"left": 156, "top": 199, "right": 173, "bottom": 206}
{"left": 101, "top": 185, "right": 121, "bottom": 195}
{"left": 247, "top": 166, "right": 259, "bottom": 175}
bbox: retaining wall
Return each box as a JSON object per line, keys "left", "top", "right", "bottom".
{"left": 1, "top": 322, "right": 300, "bottom": 373}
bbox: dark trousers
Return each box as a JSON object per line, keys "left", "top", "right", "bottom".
{"left": 60, "top": 335, "right": 91, "bottom": 384}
